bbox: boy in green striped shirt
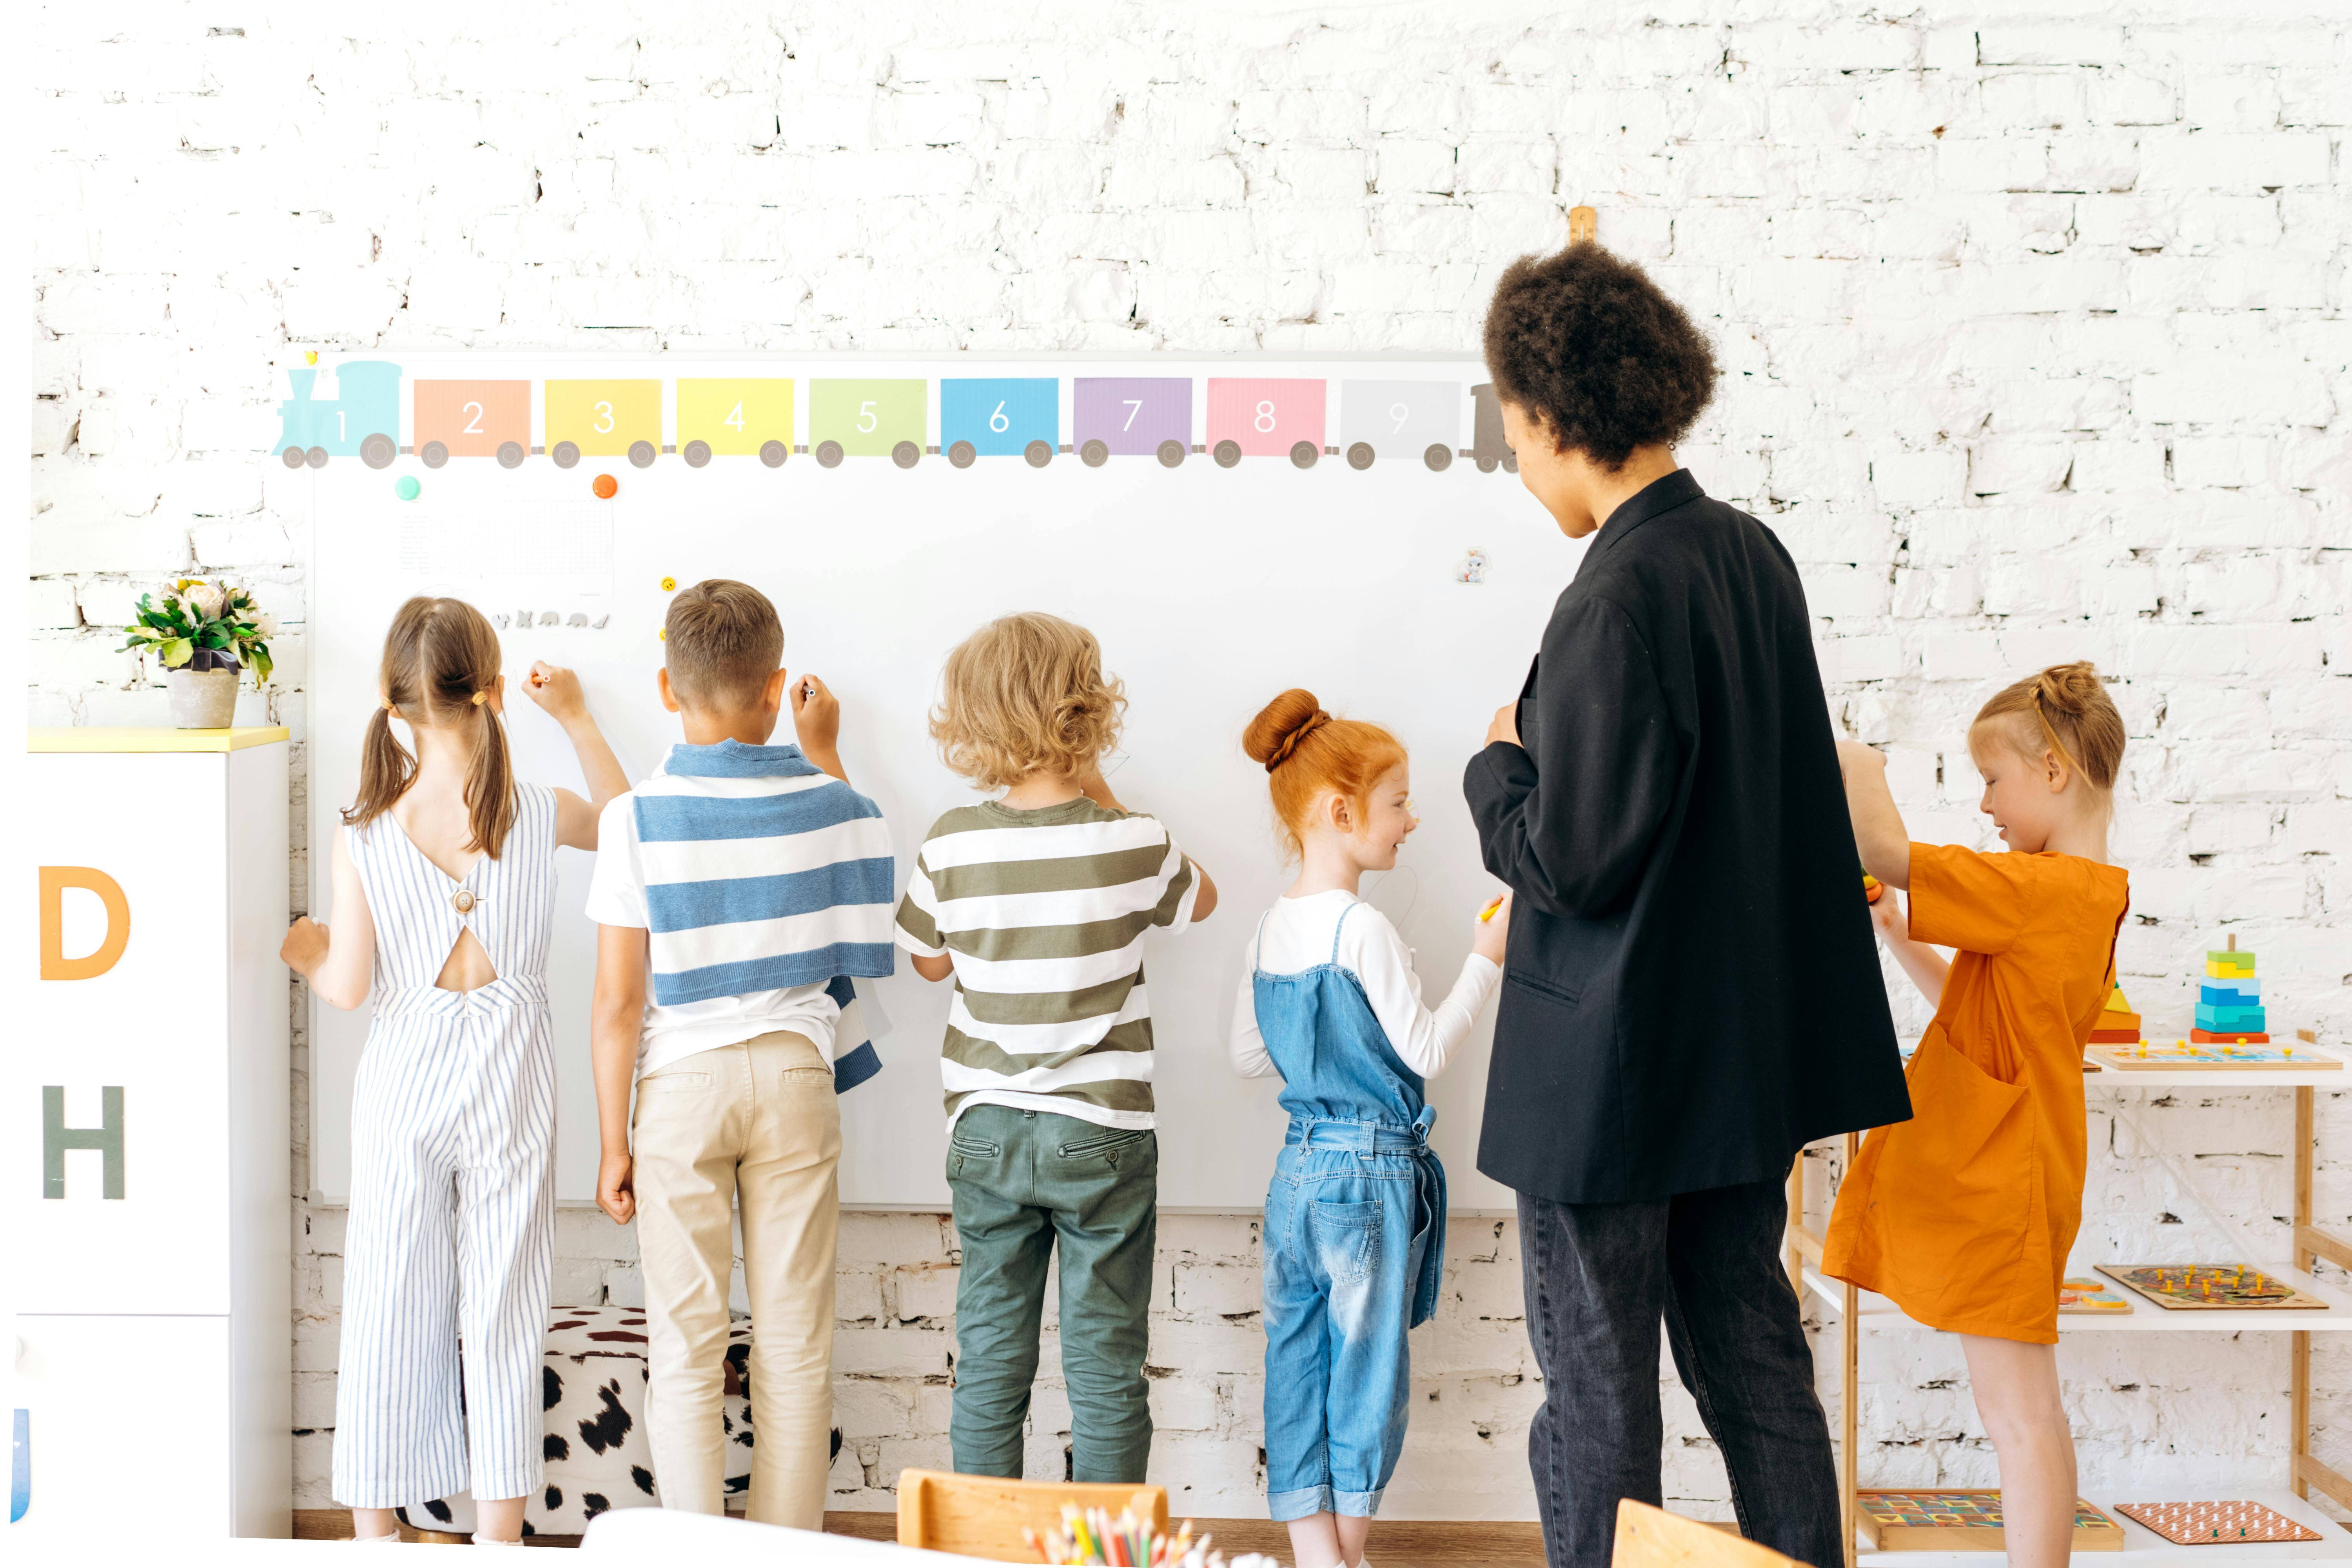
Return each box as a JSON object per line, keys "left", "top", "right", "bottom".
{"left": 895, "top": 612, "right": 1218, "bottom": 1484}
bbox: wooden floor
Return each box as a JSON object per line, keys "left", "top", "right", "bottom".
{"left": 291, "top": 1508, "right": 1547, "bottom": 1561}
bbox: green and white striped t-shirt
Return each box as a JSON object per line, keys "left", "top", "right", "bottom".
{"left": 893, "top": 796, "right": 1199, "bottom": 1132}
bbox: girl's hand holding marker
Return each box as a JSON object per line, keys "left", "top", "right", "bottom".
{"left": 522, "top": 659, "right": 588, "bottom": 722}
{"left": 1474, "top": 891, "right": 1513, "bottom": 964}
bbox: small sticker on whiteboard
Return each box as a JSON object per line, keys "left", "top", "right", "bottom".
{"left": 1457, "top": 548, "right": 1489, "bottom": 584}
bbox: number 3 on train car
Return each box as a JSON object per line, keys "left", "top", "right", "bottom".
{"left": 544, "top": 379, "right": 663, "bottom": 469}
{"left": 676, "top": 379, "right": 794, "bottom": 468}
{"left": 412, "top": 380, "right": 531, "bottom": 469}
{"left": 1206, "top": 378, "right": 1327, "bottom": 469}
{"left": 809, "top": 379, "right": 926, "bottom": 468}
{"left": 940, "top": 378, "right": 1057, "bottom": 468}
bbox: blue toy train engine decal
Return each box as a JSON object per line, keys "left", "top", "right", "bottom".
{"left": 276, "top": 361, "right": 402, "bottom": 470}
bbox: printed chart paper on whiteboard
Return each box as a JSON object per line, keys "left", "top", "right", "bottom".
{"left": 301, "top": 353, "right": 1578, "bottom": 1212}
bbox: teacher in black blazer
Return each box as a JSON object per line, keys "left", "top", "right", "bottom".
{"left": 1464, "top": 243, "right": 1910, "bottom": 1568}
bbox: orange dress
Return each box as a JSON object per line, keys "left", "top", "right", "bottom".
{"left": 1822, "top": 842, "right": 2130, "bottom": 1343}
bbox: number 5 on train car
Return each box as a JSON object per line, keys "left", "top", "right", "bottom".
{"left": 677, "top": 379, "right": 794, "bottom": 468}
{"left": 413, "top": 380, "right": 531, "bottom": 469}
{"left": 544, "top": 379, "right": 662, "bottom": 469}
{"left": 1206, "top": 378, "right": 1326, "bottom": 469}
{"left": 940, "top": 378, "right": 1057, "bottom": 468}
{"left": 808, "top": 379, "right": 925, "bottom": 468}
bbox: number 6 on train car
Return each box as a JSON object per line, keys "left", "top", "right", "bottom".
{"left": 1205, "top": 378, "right": 1326, "bottom": 469}
{"left": 413, "top": 380, "right": 532, "bottom": 469}
{"left": 544, "top": 379, "right": 663, "bottom": 469}
{"left": 940, "top": 378, "right": 1057, "bottom": 468}
{"left": 676, "top": 379, "right": 794, "bottom": 468}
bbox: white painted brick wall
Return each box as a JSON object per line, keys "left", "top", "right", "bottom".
{"left": 29, "top": 0, "right": 2349, "bottom": 1524}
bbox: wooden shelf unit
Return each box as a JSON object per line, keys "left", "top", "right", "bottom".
{"left": 1786, "top": 1031, "right": 2352, "bottom": 1567}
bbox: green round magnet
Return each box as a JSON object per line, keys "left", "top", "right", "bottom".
{"left": 395, "top": 475, "right": 421, "bottom": 501}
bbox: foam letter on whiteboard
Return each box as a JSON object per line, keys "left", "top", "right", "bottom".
{"left": 38, "top": 867, "right": 130, "bottom": 980}
{"left": 43, "top": 1085, "right": 124, "bottom": 1199}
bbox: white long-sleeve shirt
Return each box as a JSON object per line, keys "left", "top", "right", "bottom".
{"left": 1229, "top": 890, "right": 1503, "bottom": 1081}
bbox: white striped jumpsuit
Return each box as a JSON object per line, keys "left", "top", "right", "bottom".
{"left": 333, "top": 784, "right": 559, "bottom": 1509}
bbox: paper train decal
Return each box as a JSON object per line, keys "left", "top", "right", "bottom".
{"left": 276, "top": 364, "right": 1524, "bottom": 475}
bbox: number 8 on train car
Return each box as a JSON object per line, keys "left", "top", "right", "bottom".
{"left": 544, "top": 379, "right": 663, "bottom": 469}
{"left": 1205, "top": 378, "right": 1327, "bottom": 469}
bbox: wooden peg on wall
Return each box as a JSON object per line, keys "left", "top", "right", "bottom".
{"left": 1568, "top": 205, "right": 1598, "bottom": 245}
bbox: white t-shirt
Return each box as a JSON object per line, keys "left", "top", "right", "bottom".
{"left": 584, "top": 792, "right": 844, "bottom": 1082}
{"left": 1229, "top": 889, "right": 1502, "bottom": 1080}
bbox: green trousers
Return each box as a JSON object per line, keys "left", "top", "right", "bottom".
{"left": 946, "top": 1104, "right": 1158, "bottom": 1483}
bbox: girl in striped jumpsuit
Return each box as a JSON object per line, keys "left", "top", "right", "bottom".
{"left": 283, "top": 597, "right": 627, "bottom": 1545}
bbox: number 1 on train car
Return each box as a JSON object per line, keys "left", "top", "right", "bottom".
{"left": 276, "top": 360, "right": 401, "bottom": 470}
{"left": 545, "top": 379, "right": 663, "bottom": 469}
{"left": 940, "top": 378, "right": 1057, "bottom": 468}
{"left": 676, "top": 379, "right": 794, "bottom": 468}
{"left": 808, "top": 379, "right": 926, "bottom": 468}
{"left": 1206, "top": 378, "right": 1327, "bottom": 469}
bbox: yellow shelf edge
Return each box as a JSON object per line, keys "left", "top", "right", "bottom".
{"left": 29, "top": 726, "right": 290, "bottom": 754}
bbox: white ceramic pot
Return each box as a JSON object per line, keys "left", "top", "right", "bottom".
{"left": 168, "top": 666, "right": 240, "bottom": 728}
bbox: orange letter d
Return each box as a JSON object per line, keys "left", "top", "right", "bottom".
{"left": 40, "top": 867, "right": 131, "bottom": 980}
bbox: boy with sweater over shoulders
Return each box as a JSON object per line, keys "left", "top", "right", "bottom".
{"left": 586, "top": 579, "right": 895, "bottom": 1528}
{"left": 895, "top": 612, "right": 1219, "bottom": 1485}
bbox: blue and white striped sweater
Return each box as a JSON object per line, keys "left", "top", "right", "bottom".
{"left": 637, "top": 739, "right": 896, "bottom": 1090}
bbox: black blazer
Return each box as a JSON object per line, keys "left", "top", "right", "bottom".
{"left": 1464, "top": 470, "right": 1910, "bottom": 1203}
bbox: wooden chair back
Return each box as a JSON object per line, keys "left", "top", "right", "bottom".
{"left": 1614, "top": 1500, "right": 1813, "bottom": 1568}
{"left": 895, "top": 1469, "right": 1171, "bottom": 1563}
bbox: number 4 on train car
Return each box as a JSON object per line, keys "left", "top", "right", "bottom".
{"left": 940, "top": 378, "right": 1056, "bottom": 468}
{"left": 1206, "top": 378, "right": 1326, "bottom": 469}
{"left": 677, "top": 379, "right": 794, "bottom": 468}
{"left": 276, "top": 361, "right": 401, "bottom": 470}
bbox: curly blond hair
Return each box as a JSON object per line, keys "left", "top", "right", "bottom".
{"left": 931, "top": 613, "right": 1126, "bottom": 790}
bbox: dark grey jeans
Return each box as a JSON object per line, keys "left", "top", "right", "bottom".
{"left": 1516, "top": 1174, "right": 1842, "bottom": 1568}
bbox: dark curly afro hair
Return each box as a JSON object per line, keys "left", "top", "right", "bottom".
{"left": 1481, "top": 245, "right": 1718, "bottom": 471}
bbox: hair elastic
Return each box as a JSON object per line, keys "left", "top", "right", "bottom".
{"left": 382, "top": 699, "right": 397, "bottom": 714}
{"left": 1265, "top": 711, "right": 1332, "bottom": 772}
{"left": 471, "top": 690, "right": 488, "bottom": 706}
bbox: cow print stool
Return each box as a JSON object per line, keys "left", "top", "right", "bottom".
{"left": 392, "top": 1305, "right": 755, "bottom": 1539}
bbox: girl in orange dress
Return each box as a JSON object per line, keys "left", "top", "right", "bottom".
{"left": 1823, "top": 663, "right": 2129, "bottom": 1568}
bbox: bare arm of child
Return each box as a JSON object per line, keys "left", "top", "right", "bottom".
{"left": 912, "top": 953, "right": 953, "bottom": 982}
{"left": 1229, "top": 942, "right": 1277, "bottom": 1078}
{"left": 1077, "top": 761, "right": 1219, "bottom": 921}
{"left": 791, "top": 673, "right": 848, "bottom": 784}
{"left": 1871, "top": 889, "right": 1951, "bottom": 1004}
{"left": 525, "top": 661, "right": 630, "bottom": 849}
{"left": 1835, "top": 740, "right": 1911, "bottom": 889}
{"left": 590, "top": 924, "right": 647, "bottom": 1225}
{"left": 281, "top": 825, "right": 377, "bottom": 1011}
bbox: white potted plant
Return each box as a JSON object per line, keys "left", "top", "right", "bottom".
{"left": 120, "top": 579, "right": 277, "bottom": 729}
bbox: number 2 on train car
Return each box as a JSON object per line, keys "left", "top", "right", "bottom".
{"left": 1206, "top": 378, "right": 1326, "bottom": 469}
{"left": 808, "top": 379, "right": 926, "bottom": 468}
{"left": 940, "top": 378, "right": 1057, "bottom": 468}
{"left": 545, "top": 379, "right": 662, "bottom": 469}
{"left": 413, "top": 380, "right": 532, "bottom": 469}
{"left": 676, "top": 379, "right": 794, "bottom": 468}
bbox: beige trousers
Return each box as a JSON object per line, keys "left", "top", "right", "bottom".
{"left": 632, "top": 1030, "right": 840, "bottom": 1527}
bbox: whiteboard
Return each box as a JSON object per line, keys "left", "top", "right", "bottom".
{"left": 303, "top": 353, "right": 1589, "bottom": 1211}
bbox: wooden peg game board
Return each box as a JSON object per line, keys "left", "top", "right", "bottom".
{"left": 2058, "top": 1277, "right": 2134, "bottom": 1314}
{"left": 2087, "top": 1038, "right": 2338, "bottom": 1071}
{"left": 2096, "top": 1263, "right": 2329, "bottom": 1310}
{"left": 1856, "top": 1491, "right": 2124, "bottom": 1552}
{"left": 2112, "top": 1501, "right": 2323, "bottom": 1544}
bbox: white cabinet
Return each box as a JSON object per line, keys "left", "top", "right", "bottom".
{"left": 11, "top": 728, "right": 291, "bottom": 1539}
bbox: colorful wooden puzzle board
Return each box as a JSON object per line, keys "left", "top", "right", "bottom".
{"left": 1857, "top": 1491, "right": 2123, "bottom": 1552}
{"left": 2113, "top": 1501, "right": 2322, "bottom": 1544}
{"left": 2097, "top": 1264, "right": 2329, "bottom": 1310}
{"left": 2088, "top": 1041, "right": 2336, "bottom": 1071}
{"left": 302, "top": 353, "right": 1543, "bottom": 1210}
{"left": 2058, "top": 1277, "right": 2134, "bottom": 1314}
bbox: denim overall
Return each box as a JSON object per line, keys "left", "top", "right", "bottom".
{"left": 1254, "top": 902, "right": 1446, "bottom": 1522}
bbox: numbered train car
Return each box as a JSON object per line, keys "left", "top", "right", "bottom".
{"left": 1468, "top": 383, "right": 1519, "bottom": 474}
{"left": 413, "top": 379, "right": 532, "bottom": 468}
{"left": 276, "top": 361, "right": 402, "bottom": 469}
{"left": 1205, "top": 377, "right": 1325, "bottom": 468}
{"left": 677, "top": 378, "right": 793, "bottom": 467}
{"left": 545, "top": 379, "right": 663, "bottom": 468}
{"left": 941, "top": 377, "right": 1056, "bottom": 467}
{"left": 1339, "top": 380, "right": 1460, "bottom": 472}
{"left": 809, "top": 378, "right": 926, "bottom": 467}
{"left": 1071, "top": 377, "right": 1191, "bottom": 467}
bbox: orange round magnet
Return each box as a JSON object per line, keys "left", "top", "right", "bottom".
{"left": 592, "top": 473, "right": 618, "bottom": 499}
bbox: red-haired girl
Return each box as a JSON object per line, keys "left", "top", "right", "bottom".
{"left": 1229, "top": 689, "right": 1510, "bottom": 1568}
